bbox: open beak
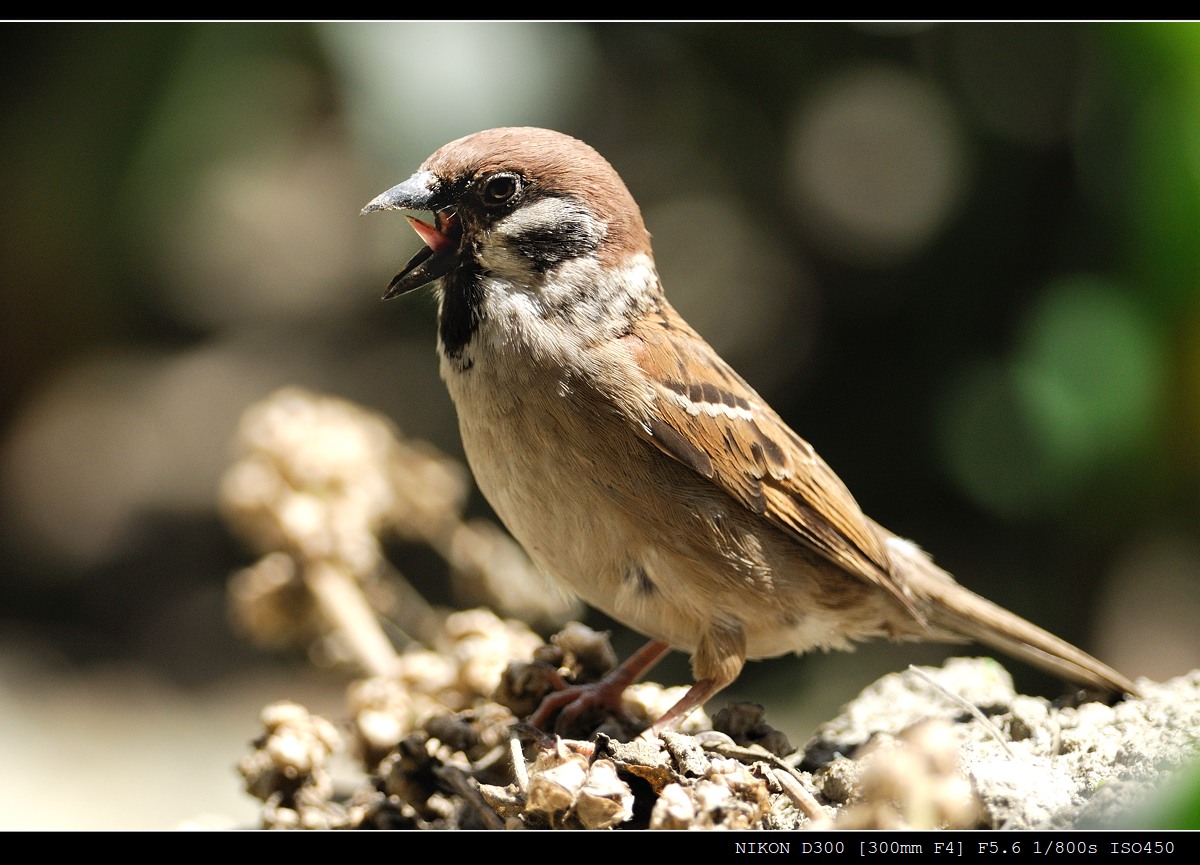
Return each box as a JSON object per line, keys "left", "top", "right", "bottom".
{"left": 362, "top": 172, "right": 462, "bottom": 299}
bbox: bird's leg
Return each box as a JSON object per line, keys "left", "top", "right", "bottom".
{"left": 645, "top": 620, "right": 747, "bottom": 735}
{"left": 528, "top": 639, "right": 671, "bottom": 732}
{"left": 643, "top": 677, "right": 725, "bottom": 733}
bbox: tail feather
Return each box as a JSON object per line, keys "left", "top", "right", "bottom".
{"left": 884, "top": 535, "right": 1141, "bottom": 698}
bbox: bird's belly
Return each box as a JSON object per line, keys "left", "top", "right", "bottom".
{"left": 443, "top": 356, "right": 902, "bottom": 660}
{"left": 452, "top": 394, "right": 684, "bottom": 639}
{"left": 443, "top": 362, "right": 729, "bottom": 646}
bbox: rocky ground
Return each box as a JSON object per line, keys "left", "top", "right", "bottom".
{"left": 236, "top": 612, "right": 1200, "bottom": 830}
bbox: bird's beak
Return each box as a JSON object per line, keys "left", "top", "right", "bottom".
{"left": 362, "top": 171, "right": 462, "bottom": 300}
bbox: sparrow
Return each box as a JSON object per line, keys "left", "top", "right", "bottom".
{"left": 364, "top": 127, "right": 1139, "bottom": 733}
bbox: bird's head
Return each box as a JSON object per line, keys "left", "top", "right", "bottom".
{"left": 363, "top": 127, "right": 654, "bottom": 301}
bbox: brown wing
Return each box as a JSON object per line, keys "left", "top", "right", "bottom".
{"left": 621, "top": 301, "right": 923, "bottom": 620}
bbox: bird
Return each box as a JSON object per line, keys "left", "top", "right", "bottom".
{"left": 363, "top": 127, "right": 1140, "bottom": 734}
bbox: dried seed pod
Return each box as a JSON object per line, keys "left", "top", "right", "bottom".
{"left": 238, "top": 701, "right": 345, "bottom": 829}
{"left": 228, "top": 551, "right": 318, "bottom": 649}
{"left": 441, "top": 609, "right": 544, "bottom": 699}
{"left": 575, "top": 759, "right": 634, "bottom": 829}
{"left": 834, "top": 720, "right": 982, "bottom": 829}
{"left": 712, "top": 702, "right": 793, "bottom": 757}
{"left": 526, "top": 750, "right": 589, "bottom": 819}
{"left": 649, "top": 782, "right": 696, "bottom": 830}
{"left": 551, "top": 621, "right": 618, "bottom": 681}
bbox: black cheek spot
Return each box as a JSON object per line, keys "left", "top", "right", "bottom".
{"left": 511, "top": 219, "right": 601, "bottom": 273}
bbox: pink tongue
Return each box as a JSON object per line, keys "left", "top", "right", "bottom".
{"left": 406, "top": 215, "right": 453, "bottom": 252}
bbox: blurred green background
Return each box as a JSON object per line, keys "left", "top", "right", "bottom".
{"left": 1, "top": 22, "right": 1198, "bottom": 828}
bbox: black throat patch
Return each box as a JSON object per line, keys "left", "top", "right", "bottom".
{"left": 439, "top": 261, "right": 484, "bottom": 362}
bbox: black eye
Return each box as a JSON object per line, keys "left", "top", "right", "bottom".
{"left": 481, "top": 173, "right": 520, "bottom": 206}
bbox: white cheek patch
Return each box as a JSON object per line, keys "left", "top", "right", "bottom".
{"left": 474, "top": 197, "right": 606, "bottom": 287}
{"left": 474, "top": 239, "right": 531, "bottom": 280}
{"left": 494, "top": 197, "right": 603, "bottom": 242}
